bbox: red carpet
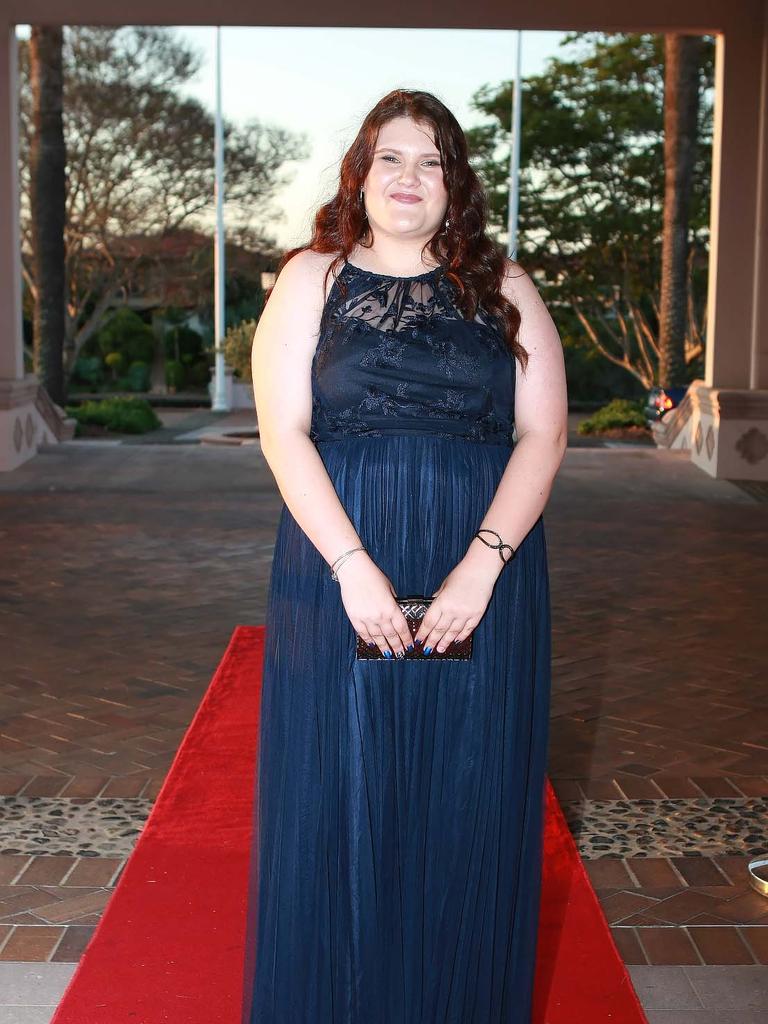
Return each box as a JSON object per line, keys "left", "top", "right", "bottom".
{"left": 50, "top": 625, "right": 647, "bottom": 1023}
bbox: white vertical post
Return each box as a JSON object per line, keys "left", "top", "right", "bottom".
{"left": 506, "top": 30, "right": 523, "bottom": 260}
{"left": 211, "top": 25, "right": 229, "bottom": 412}
{"left": 0, "top": 24, "right": 24, "bottom": 381}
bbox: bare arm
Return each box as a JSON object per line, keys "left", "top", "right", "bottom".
{"left": 409, "top": 259, "right": 568, "bottom": 653}
{"left": 253, "top": 250, "right": 415, "bottom": 656}
{"left": 251, "top": 251, "right": 363, "bottom": 574}
{"left": 461, "top": 259, "right": 568, "bottom": 579}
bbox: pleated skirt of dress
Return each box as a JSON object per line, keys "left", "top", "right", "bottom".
{"left": 242, "top": 433, "right": 552, "bottom": 1024}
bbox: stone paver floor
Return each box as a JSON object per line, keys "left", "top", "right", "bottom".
{"left": 0, "top": 419, "right": 766, "bottom": 1021}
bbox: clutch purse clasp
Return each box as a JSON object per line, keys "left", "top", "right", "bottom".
{"left": 355, "top": 595, "right": 473, "bottom": 661}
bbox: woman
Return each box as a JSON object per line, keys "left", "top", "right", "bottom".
{"left": 242, "top": 88, "right": 567, "bottom": 1024}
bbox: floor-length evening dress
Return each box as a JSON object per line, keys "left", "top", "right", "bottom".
{"left": 242, "top": 258, "right": 552, "bottom": 1024}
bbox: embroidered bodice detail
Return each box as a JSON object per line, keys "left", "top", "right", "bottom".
{"left": 310, "top": 260, "right": 516, "bottom": 445}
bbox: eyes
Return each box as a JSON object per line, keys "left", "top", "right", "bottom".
{"left": 380, "top": 154, "right": 442, "bottom": 168}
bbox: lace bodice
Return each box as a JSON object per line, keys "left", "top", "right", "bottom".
{"left": 310, "top": 260, "right": 516, "bottom": 445}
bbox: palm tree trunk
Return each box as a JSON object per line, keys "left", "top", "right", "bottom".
{"left": 29, "top": 26, "right": 66, "bottom": 405}
{"left": 659, "top": 34, "right": 702, "bottom": 388}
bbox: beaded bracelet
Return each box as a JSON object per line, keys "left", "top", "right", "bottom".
{"left": 474, "top": 528, "right": 516, "bottom": 565}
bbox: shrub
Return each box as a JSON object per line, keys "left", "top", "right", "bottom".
{"left": 104, "top": 351, "right": 124, "bottom": 380}
{"left": 97, "top": 308, "right": 156, "bottom": 365}
{"left": 109, "top": 355, "right": 149, "bottom": 393}
{"left": 65, "top": 396, "right": 161, "bottom": 434}
{"left": 71, "top": 355, "right": 105, "bottom": 388}
{"left": 165, "top": 359, "right": 185, "bottom": 391}
{"left": 577, "top": 398, "right": 647, "bottom": 434}
{"left": 164, "top": 323, "right": 204, "bottom": 365}
{"left": 223, "top": 319, "right": 257, "bottom": 382}
{"left": 126, "top": 360, "right": 150, "bottom": 392}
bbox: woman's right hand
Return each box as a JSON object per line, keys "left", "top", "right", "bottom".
{"left": 335, "top": 553, "right": 413, "bottom": 658}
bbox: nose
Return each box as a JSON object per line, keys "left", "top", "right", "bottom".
{"left": 397, "top": 163, "right": 419, "bottom": 186}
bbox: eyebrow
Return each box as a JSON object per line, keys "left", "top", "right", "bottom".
{"left": 374, "top": 147, "right": 442, "bottom": 158}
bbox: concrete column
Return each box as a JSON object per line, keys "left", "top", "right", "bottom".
{"left": 0, "top": 24, "right": 23, "bottom": 382}
{"left": 687, "top": 22, "right": 768, "bottom": 480}
{"left": 750, "top": 18, "right": 768, "bottom": 392}
{"left": 0, "top": 24, "right": 48, "bottom": 471}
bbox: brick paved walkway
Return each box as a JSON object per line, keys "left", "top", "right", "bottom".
{"left": 0, "top": 422, "right": 766, "bottom": 1022}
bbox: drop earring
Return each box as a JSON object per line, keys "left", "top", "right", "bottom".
{"left": 359, "top": 187, "right": 367, "bottom": 219}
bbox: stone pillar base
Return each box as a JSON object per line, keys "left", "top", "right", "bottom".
{"left": 670, "top": 378, "right": 768, "bottom": 480}
{"left": 0, "top": 373, "right": 77, "bottom": 471}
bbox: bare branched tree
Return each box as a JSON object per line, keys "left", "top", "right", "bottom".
{"left": 18, "top": 26, "right": 309, "bottom": 383}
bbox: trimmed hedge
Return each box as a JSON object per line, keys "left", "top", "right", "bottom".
{"left": 577, "top": 398, "right": 647, "bottom": 435}
{"left": 65, "top": 396, "right": 162, "bottom": 435}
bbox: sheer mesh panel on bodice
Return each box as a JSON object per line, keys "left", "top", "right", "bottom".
{"left": 310, "top": 261, "right": 516, "bottom": 445}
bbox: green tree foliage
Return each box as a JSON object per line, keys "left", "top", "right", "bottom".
{"left": 96, "top": 307, "right": 155, "bottom": 365}
{"left": 467, "top": 32, "right": 714, "bottom": 392}
{"left": 163, "top": 321, "right": 204, "bottom": 365}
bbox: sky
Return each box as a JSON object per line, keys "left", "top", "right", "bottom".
{"left": 16, "top": 24, "right": 570, "bottom": 249}
{"left": 175, "top": 27, "right": 570, "bottom": 248}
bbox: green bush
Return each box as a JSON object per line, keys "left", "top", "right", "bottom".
{"left": 65, "top": 396, "right": 161, "bottom": 434}
{"left": 104, "top": 351, "right": 124, "bottom": 380}
{"left": 71, "top": 355, "right": 105, "bottom": 388}
{"left": 223, "top": 319, "right": 256, "bottom": 382}
{"left": 165, "top": 359, "right": 185, "bottom": 391}
{"left": 125, "top": 360, "right": 150, "bottom": 392}
{"left": 97, "top": 308, "right": 156, "bottom": 365}
{"left": 577, "top": 398, "right": 647, "bottom": 435}
{"left": 104, "top": 362, "right": 150, "bottom": 393}
{"left": 164, "top": 323, "right": 204, "bottom": 365}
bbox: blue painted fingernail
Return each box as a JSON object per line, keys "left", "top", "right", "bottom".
{"left": 407, "top": 643, "right": 414, "bottom": 651}
{"left": 367, "top": 641, "right": 376, "bottom": 648}
{"left": 424, "top": 646, "right": 432, "bottom": 656}
{"left": 383, "top": 650, "right": 393, "bottom": 659}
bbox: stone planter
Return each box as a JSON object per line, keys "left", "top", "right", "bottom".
{"left": 231, "top": 380, "right": 255, "bottom": 410}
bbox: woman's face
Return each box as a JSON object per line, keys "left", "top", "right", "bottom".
{"left": 362, "top": 116, "right": 448, "bottom": 240}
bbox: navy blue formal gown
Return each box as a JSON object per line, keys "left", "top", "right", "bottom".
{"left": 242, "top": 259, "right": 552, "bottom": 1024}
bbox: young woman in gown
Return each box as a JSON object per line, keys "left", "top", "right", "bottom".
{"left": 242, "top": 88, "right": 568, "bottom": 1024}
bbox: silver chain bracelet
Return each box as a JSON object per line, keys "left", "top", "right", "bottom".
{"left": 330, "top": 545, "right": 366, "bottom": 581}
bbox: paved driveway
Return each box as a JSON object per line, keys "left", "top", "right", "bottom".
{"left": 0, "top": 429, "right": 766, "bottom": 1023}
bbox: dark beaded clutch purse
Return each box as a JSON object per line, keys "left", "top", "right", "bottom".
{"left": 355, "top": 595, "right": 473, "bottom": 661}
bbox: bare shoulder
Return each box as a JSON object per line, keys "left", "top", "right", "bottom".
{"left": 253, "top": 250, "right": 342, "bottom": 372}
{"left": 498, "top": 256, "right": 564, "bottom": 369}
{"left": 272, "top": 249, "right": 340, "bottom": 306}
{"left": 499, "top": 257, "right": 544, "bottom": 309}
{"left": 497, "top": 259, "right": 568, "bottom": 443}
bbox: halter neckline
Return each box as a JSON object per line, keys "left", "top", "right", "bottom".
{"left": 342, "top": 259, "right": 442, "bottom": 283}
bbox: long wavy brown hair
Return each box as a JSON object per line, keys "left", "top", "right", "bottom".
{"left": 276, "top": 88, "right": 528, "bottom": 369}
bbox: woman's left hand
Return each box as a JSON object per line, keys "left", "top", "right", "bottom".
{"left": 412, "top": 557, "right": 501, "bottom": 654}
